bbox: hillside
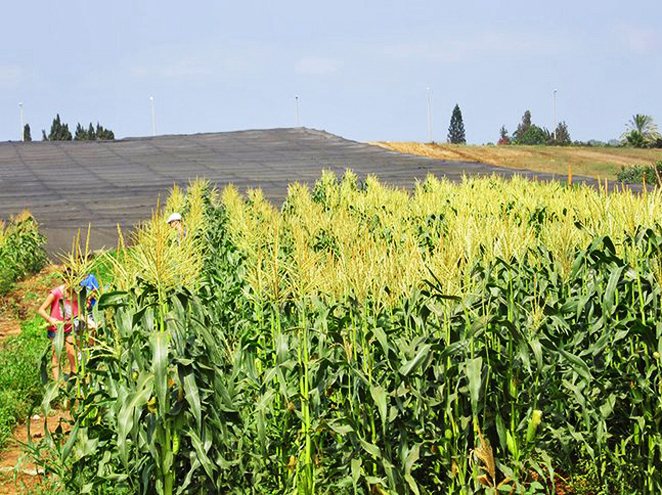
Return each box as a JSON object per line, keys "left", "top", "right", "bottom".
{"left": 373, "top": 142, "right": 660, "bottom": 180}
{"left": 1, "top": 128, "right": 592, "bottom": 255}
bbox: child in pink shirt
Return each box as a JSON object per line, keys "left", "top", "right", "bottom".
{"left": 38, "top": 279, "right": 79, "bottom": 380}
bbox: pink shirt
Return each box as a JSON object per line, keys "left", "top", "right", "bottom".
{"left": 48, "top": 285, "right": 79, "bottom": 333}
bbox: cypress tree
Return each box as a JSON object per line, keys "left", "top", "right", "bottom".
{"left": 48, "top": 114, "right": 72, "bottom": 141}
{"left": 45, "top": 115, "right": 113, "bottom": 141}
{"left": 23, "top": 124, "right": 32, "bottom": 142}
{"left": 63, "top": 122, "right": 72, "bottom": 140}
{"left": 513, "top": 110, "right": 532, "bottom": 142}
{"left": 95, "top": 123, "right": 115, "bottom": 140}
{"left": 447, "top": 104, "right": 466, "bottom": 144}
{"left": 75, "top": 123, "right": 88, "bottom": 140}
{"left": 48, "top": 114, "right": 62, "bottom": 141}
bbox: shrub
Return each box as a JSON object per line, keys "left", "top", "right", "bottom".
{"left": 513, "top": 124, "right": 550, "bottom": 145}
{"left": 616, "top": 160, "right": 662, "bottom": 185}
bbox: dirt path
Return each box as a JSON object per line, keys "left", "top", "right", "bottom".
{"left": 0, "top": 266, "right": 60, "bottom": 344}
{"left": 0, "top": 412, "right": 69, "bottom": 494}
{"left": 0, "top": 304, "right": 21, "bottom": 343}
{"left": 0, "top": 267, "right": 64, "bottom": 494}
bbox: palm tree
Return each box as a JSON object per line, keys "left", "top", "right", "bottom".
{"left": 622, "top": 114, "right": 661, "bottom": 147}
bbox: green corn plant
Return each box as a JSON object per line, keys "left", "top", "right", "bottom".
{"left": 0, "top": 211, "right": 47, "bottom": 294}
{"left": 24, "top": 173, "right": 662, "bottom": 494}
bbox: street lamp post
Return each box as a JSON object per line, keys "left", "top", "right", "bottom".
{"left": 19, "top": 102, "right": 24, "bottom": 141}
{"left": 553, "top": 89, "right": 558, "bottom": 141}
{"left": 426, "top": 87, "right": 432, "bottom": 143}
{"left": 150, "top": 96, "right": 156, "bottom": 137}
{"left": 295, "top": 95, "right": 300, "bottom": 127}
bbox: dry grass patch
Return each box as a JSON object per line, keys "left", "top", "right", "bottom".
{"left": 372, "top": 141, "right": 661, "bottom": 180}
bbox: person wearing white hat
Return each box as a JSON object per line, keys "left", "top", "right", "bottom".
{"left": 166, "top": 212, "right": 185, "bottom": 238}
{"left": 166, "top": 212, "right": 181, "bottom": 224}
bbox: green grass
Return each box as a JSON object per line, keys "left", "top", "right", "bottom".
{"left": 0, "top": 317, "right": 49, "bottom": 449}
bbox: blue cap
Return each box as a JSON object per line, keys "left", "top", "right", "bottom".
{"left": 80, "top": 274, "right": 100, "bottom": 291}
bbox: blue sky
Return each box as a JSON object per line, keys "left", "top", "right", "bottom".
{"left": 1, "top": 0, "right": 660, "bottom": 144}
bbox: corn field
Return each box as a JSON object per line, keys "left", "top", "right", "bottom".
{"left": 34, "top": 173, "right": 662, "bottom": 494}
{"left": 0, "top": 210, "right": 47, "bottom": 294}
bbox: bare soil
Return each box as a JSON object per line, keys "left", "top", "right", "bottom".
{"left": 0, "top": 412, "right": 69, "bottom": 494}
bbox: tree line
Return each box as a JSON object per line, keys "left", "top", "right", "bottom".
{"left": 497, "top": 110, "right": 571, "bottom": 146}
{"left": 21, "top": 114, "right": 114, "bottom": 142}
{"left": 443, "top": 105, "right": 661, "bottom": 148}
{"left": 444, "top": 106, "right": 571, "bottom": 146}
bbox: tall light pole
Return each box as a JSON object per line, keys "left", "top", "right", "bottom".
{"left": 18, "top": 102, "right": 24, "bottom": 141}
{"left": 149, "top": 96, "right": 156, "bottom": 136}
{"left": 426, "top": 87, "right": 432, "bottom": 143}
{"left": 553, "top": 89, "right": 558, "bottom": 141}
{"left": 295, "top": 95, "right": 300, "bottom": 127}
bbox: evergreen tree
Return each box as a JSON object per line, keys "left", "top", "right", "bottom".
{"left": 48, "top": 114, "right": 62, "bottom": 140}
{"left": 44, "top": 115, "right": 114, "bottom": 141}
{"left": 513, "top": 110, "right": 532, "bottom": 142}
{"left": 23, "top": 124, "right": 32, "bottom": 142}
{"left": 522, "top": 110, "right": 532, "bottom": 127}
{"left": 42, "top": 129, "right": 48, "bottom": 141}
{"left": 512, "top": 110, "right": 552, "bottom": 145}
{"left": 447, "top": 104, "right": 466, "bottom": 144}
{"left": 552, "top": 121, "right": 571, "bottom": 145}
{"left": 497, "top": 125, "right": 510, "bottom": 145}
{"left": 95, "top": 122, "right": 115, "bottom": 140}
{"left": 61, "top": 123, "right": 72, "bottom": 140}
{"left": 48, "top": 114, "right": 72, "bottom": 141}
{"left": 75, "top": 123, "right": 89, "bottom": 141}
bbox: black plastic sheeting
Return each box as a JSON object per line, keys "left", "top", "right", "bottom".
{"left": 0, "top": 127, "right": 589, "bottom": 256}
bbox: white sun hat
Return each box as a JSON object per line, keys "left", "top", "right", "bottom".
{"left": 166, "top": 212, "right": 182, "bottom": 224}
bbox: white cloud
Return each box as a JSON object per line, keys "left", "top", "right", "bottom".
{"left": 295, "top": 56, "right": 342, "bottom": 75}
{"left": 0, "top": 65, "right": 22, "bottom": 88}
